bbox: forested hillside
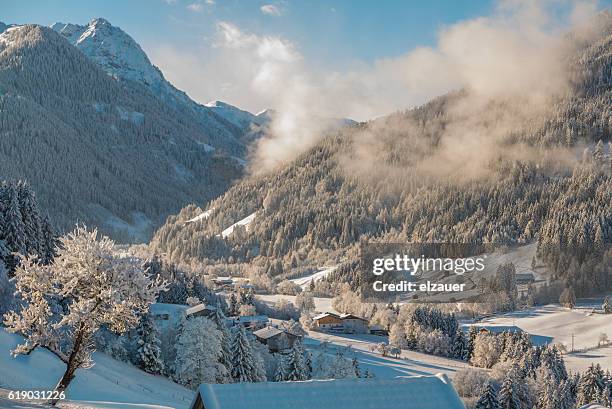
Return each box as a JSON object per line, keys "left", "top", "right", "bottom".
{"left": 51, "top": 18, "right": 251, "bottom": 156}
{"left": 151, "top": 13, "right": 611, "bottom": 297}
{"left": 0, "top": 24, "right": 243, "bottom": 241}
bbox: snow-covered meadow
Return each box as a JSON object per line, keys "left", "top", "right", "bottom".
{"left": 478, "top": 303, "right": 612, "bottom": 371}
{"left": 0, "top": 329, "right": 193, "bottom": 409}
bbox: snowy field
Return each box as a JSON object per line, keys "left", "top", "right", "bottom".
{"left": 0, "top": 329, "right": 193, "bottom": 409}
{"left": 255, "top": 294, "right": 336, "bottom": 313}
{"left": 305, "top": 331, "right": 468, "bottom": 379}
{"left": 480, "top": 303, "right": 612, "bottom": 371}
{"left": 220, "top": 212, "right": 256, "bottom": 238}
{"left": 289, "top": 266, "right": 338, "bottom": 289}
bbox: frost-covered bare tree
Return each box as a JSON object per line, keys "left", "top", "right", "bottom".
{"left": 2, "top": 226, "right": 166, "bottom": 405}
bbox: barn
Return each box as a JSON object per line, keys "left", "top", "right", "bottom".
{"left": 189, "top": 374, "right": 465, "bottom": 409}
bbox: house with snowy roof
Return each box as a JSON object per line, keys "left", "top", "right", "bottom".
{"left": 313, "top": 312, "right": 370, "bottom": 334}
{"left": 339, "top": 313, "right": 369, "bottom": 333}
{"left": 313, "top": 312, "right": 344, "bottom": 332}
{"left": 189, "top": 374, "right": 465, "bottom": 409}
{"left": 231, "top": 315, "right": 269, "bottom": 330}
{"left": 253, "top": 326, "right": 302, "bottom": 352}
{"left": 185, "top": 303, "right": 217, "bottom": 319}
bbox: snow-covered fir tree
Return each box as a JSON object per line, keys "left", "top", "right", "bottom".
{"left": 1, "top": 183, "right": 26, "bottom": 266}
{"left": 136, "top": 313, "right": 164, "bottom": 375}
{"left": 230, "top": 325, "right": 261, "bottom": 382}
{"left": 576, "top": 363, "right": 606, "bottom": 406}
{"left": 3, "top": 226, "right": 165, "bottom": 405}
{"left": 274, "top": 355, "right": 287, "bottom": 382}
{"left": 465, "top": 326, "right": 478, "bottom": 361}
{"left": 475, "top": 382, "right": 500, "bottom": 409}
{"left": 173, "top": 316, "right": 227, "bottom": 389}
{"left": 539, "top": 345, "right": 567, "bottom": 382}
{"left": 452, "top": 328, "right": 467, "bottom": 359}
{"left": 284, "top": 340, "right": 309, "bottom": 381}
{"left": 499, "top": 368, "right": 522, "bottom": 409}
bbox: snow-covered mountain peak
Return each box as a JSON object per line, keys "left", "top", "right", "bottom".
{"left": 52, "top": 18, "right": 163, "bottom": 86}
{"left": 49, "top": 17, "right": 265, "bottom": 156}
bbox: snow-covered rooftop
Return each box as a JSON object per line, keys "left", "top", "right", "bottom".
{"left": 339, "top": 313, "right": 368, "bottom": 321}
{"left": 253, "top": 326, "right": 283, "bottom": 339}
{"left": 193, "top": 374, "right": 465, "bottom": 409}
{"left": 185, "top": 303, "right": 216, "bottom": 316}
{"left": 235, "top": 315, "right": 268, "bottom": 323}
{"left": 313, "top": 312, "right": 340, "bottom": 320}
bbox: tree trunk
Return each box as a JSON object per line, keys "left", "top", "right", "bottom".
{"left": 49, "top": 362, "right": 78, "bottom": 405}
{"left": 49, "top": 324, "right": 86, "bottom": 406}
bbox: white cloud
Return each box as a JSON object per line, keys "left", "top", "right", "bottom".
{"left": 260, "top": 4, "right": 282, "bottom": 16}
{"left": 151, "top": 0, "right": 603, "bottom": 172}
{"left": 205, "top": 0, "right": 215, "bottom": 4}
{"left": 187, "top": 3, "right": 204, "bottom": 12}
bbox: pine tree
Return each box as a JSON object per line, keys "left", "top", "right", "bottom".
{"left": 476, "top": 382, "right": 500, "bottom": 409}
{"left": 577, "top": 364, "right": 605, "bottom": 406}
{"left": 274, "top": 355, "right": 287, "bottom": 381}
{"left": 452, "top": 328, "right": 467, "bottom": 360}
{"left": 17, "top": 182, "right": 42, "bottom": 256}
{"left": 540, "top": 345, "right": 567, "bottom": 382}
{"left": 228, "top": 293, "right": 238, "bottom": 316}
{"left": 136, "top": 313, "right": 164, "bottom": 374}
{"left": 499, "top": 370, "right": 522, "bottom": 409}
{"left": 39, "top": 215, "right": 57, "bottom": 265}
{"left": 211, "top": 301, "right": 232, "bottom": 380}
{"left": 559, "top": 287, "right": 576, "bottom": 309}
{"left": 2, "top": 184, "right": 26, "bottom": 267}
{"left": 230, "top": 326, "right": 258, "bottom": 383}
{"left": 603, "top": 296, "right": 611, "bottom": 314}
{"left": 465, "top": 326, "right": 478, "bottom": 361}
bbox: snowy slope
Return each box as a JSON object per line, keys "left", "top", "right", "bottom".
{"left": 290, "top": 266, "right": 338, "bottom": 289}
{"left": 0, "top": 329, "right": 193, "bottom": 409}
{"left": 220, "top": 212, "right": 257, "bottom": 238}
{"left": 205, "top": 101, "right": 266, "bottom": 130}
{"left": 185, "top": 208, "right": 215, "bottom": 225}
{"left": 256, "top": 294, "right": 336, "bottom": 314}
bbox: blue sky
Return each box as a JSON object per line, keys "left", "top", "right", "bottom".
{"left": 2, "top": 0, "right": 611, "bottom": 117}
{"left": 2, "top": 0, "right": 496, "bottom": 64}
